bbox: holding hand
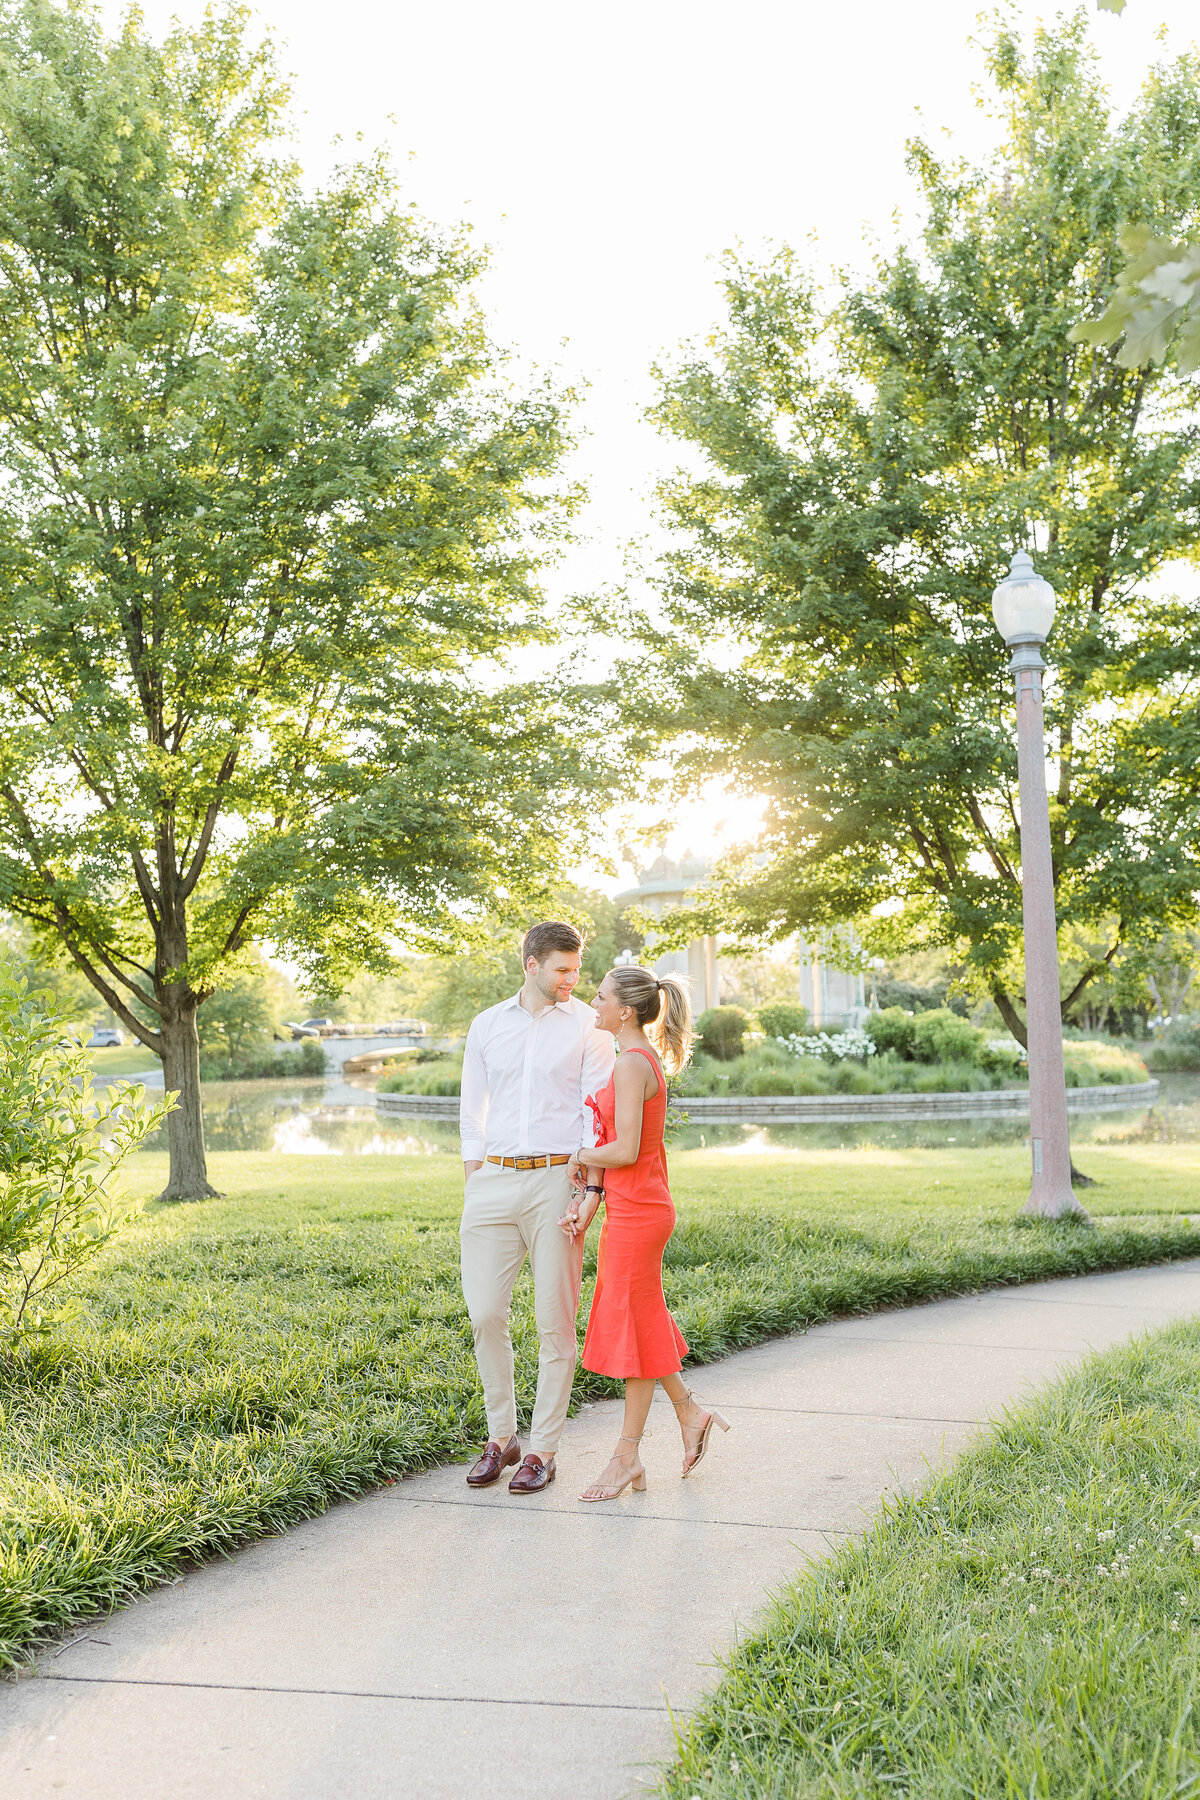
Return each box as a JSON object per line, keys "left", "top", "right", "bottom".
{"left": 558, "top": 1185, "right": 602, "bottom": 1243}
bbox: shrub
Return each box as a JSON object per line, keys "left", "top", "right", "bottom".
{"left": 696, "top": 1006, "right": 750, "bottom": 1062}
{"left": 1144, "top": 1029, "right": 1200, "bottom": 1072}
{"left": 781, "top": 1028, "right": 876, "bottom": 1063}
{"left": 377, "top": 1052, "right": 464, "bottom": 1096}
{"left": 979, "top": 1036, "right": 1027, "bottom": 1078}
{"left": 1062, "top": 1041, "right": 1147, "bottom": 1087}
{"left": 756, "top": 1002, "right": 809, "bottom": 1041}
{"left": 0, "top": 966, "right": 171, "bottom": 1351}
{"left": 911, "top": 1008, "right": 984, "bottom": 1065}
{"left": 199, "top": 1037, "right": 326, "bottom": 1080}
{"left": 867, "top": 1006, "right": 917, "bottom": 1059}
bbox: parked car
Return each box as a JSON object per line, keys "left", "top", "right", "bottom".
{"left": 299, "top": 1018, "right": 339, "bottom": 1037}
{"left": 374, "top": 1019, "right": 427, "bottom": 1038}
{"left": 285, "top": 1020, "right": 323, "bottom": 1040}
{"left": 87, "top": 1027, "right": 125, "bottom": 1048}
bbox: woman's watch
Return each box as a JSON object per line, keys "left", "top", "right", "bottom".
{"left": 585, "top": 1184, "right": 604, "bottom": 1195}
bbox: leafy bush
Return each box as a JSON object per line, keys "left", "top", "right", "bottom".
{"left": 1144, "top": 1029, "right": 1200, "bottom": 1072}
{"left": 756, "top": 1002, "right": 809, "bottom": 1041}
{"left": 781, "top": 1028, "right": 876, "bottom": 1063}
{"left": 0, "top": 967, "right": 171, "bottom": 1352}
{"left": 1062, "top": 1040, "right": 1148, "bottom": 1087}
{"left": 911, "top": 1008, "right": 985, "bottom": 1065}
{"left": 979, "top": 1036, "right": 1028, "bottom": 1077}
{"left": 377, "top": 1052, "right": 464, "bottom": 1096}
{"left": 696, "top": 1005, "right": 750, "bottom": 1062}
{"left": 867, "top": 1006, "right": 918, "bottom": 1058}
{"left": 199, "top": 1037, "right": 326, "bottom": 1080}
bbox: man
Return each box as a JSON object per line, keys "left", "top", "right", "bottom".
{"left": 459, "top": 920, "right": 615, "bottom": 1494}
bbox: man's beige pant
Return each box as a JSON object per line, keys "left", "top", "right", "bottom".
{"left": 460, "top": 1160, "right": 583, "bottom": 1457}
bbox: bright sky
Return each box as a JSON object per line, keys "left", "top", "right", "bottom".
{"left": 103, "top": 0, "right": 1200, "bottom": 890}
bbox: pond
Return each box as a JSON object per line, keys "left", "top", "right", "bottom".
{"left": 135, "top": 1072, "right": 1200, "bottom": 1157}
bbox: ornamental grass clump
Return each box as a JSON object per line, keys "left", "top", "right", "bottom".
{"left": 0, "top": 965, "right": 171, "bottom": 1353}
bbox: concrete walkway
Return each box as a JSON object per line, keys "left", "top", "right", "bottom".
{"left": 3, "top": 1259, "right": 1200, "bottom": 1800}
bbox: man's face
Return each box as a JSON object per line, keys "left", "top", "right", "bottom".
{"left": 529, "top": 949, "right": 582, "bottom": 1005}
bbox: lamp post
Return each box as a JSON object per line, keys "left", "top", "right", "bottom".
{"left": 991, "top": 550, "right": 1086, "bottom": 1219}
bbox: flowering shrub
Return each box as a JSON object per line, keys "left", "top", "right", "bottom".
{"left": 778, "top": 1028, "right": 877, "bottom": 1063}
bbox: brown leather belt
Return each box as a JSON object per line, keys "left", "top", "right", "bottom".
{"left": 485, "top": 1154, "right": 571, "bottom": 1170}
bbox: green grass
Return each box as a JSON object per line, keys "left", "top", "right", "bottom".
{"left": 659, "top": 1318, "right": 1200, "bottom": 1800}
{"left": 1, "top": 1143, "right": 1199, "bottom": 1671}
{"left": 87, "top": 1044, "right": 161, "bottom": 1078}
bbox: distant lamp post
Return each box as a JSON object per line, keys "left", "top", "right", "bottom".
{"left": 991, "top": 550, "right": 1086, "bottom": 1219}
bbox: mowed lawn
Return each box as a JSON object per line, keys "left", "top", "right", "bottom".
{"left": 0, "top": 1142, "right": 1197, "bottom": 1670}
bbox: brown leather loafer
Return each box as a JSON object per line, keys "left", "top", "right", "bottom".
{"left": 508, "top": 1453, "right": 556, "bottom": 1494}
{"left": 466, "top": 1436, "right": 520, "bottom": 1487}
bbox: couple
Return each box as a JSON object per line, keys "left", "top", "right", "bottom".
{"left": 459, "top": 919, "right": 729, "bottom": 1501}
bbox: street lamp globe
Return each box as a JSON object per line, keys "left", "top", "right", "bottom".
{"left": 991, "top": 550, "right": 1056, "bottom": 645}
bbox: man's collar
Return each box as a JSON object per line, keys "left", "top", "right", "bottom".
{"left": 506, "top": 988, "right": 574, "bottom": 1016}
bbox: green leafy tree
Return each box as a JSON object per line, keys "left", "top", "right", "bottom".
{"left": 0, "top": 2, "right": 595, "bottom": 1199}
{"left": 0, "top": 961, "right": 170, "bottom": 1350}
{"left": 196, "top": 948, "right": 297, "bottom": 1062}
{"left": 647, "top": 17, "right": 1200, "bottom": 1046}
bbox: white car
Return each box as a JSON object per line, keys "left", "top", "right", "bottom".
{"left": 88, "top": 1028, "right": 125, "bottom": 1048}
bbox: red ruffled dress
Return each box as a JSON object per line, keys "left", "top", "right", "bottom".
{"left": 581, "top": 1046, "right": 689, "bottom": 1379}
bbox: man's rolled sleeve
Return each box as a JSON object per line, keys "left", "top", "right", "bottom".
{"left": 459, "top": 1019, "right": 489, "bottom": 1161}
{"left": 579, "top": 1016, "right": 616, "bottom": 1147}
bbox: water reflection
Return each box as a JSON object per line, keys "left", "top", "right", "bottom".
{"left": 132, "top": 1071, "right": 1200, "bottom": 1158}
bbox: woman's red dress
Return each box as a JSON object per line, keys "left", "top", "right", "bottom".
{"left": 581, "top": 1046, "right": 688, "bottom": 1379}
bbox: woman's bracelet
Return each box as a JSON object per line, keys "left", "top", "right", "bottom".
{"left": 584, "top": 1184, "right": 604, "bottom": 1195}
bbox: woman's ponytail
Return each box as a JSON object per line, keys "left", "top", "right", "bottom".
{"left": 606, "top": 964, "right": 695, "bottom": 1073}
{"left": 651, "top": 972, "right": 694, "bottom": 1074}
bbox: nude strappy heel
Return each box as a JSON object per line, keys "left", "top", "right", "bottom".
{"left": 579, "top": 1433, "right": 647, "bottom": 1502}
{"left": 674, "top": 1390, "right": 731, "bottom": 1477}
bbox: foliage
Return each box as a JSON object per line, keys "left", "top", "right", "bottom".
{"left": 199, "top": 1037, "right": 326, "bottom": 1082}
{"left": 376, "top": 1051, "right": 464, "bottom": 1096}
{"left": 674, "top": 1032, "right": 1143, "bottom": 1096}
{"left": 697, "top": 1006, "right": 751, "bottom": 1062}
{"left": 197, "top": 951, "right": 298, "bottom": 1063}
{"left": 0, "top": 1, "right": 599, "bottom": 1199}
{"left": 781, "top": 1028, "right": 876, "bottom": 1063}
{"left": 0, "top": 1143, "right": 1195, "bottom": 1667}
{"left": 0, "top": 964, "right": 170, "bottom": 1352}
{"left": 1144, "top": 1029, "right": 1200, "bottom": 1072}
{"left": 755, "top": 1002, "right": 809, "bottom": 1040}
{"left": 1072, "top": 224, "right": 1200, "bottom": 371}
{"left": 659, "top": 1318, "right": 1200, "bottom": 1799}
{"left": 647, "top": 17, "right": 1200, "bottom": 1048}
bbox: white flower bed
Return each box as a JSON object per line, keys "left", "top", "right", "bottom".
{"left": 777, "top": 1028, "right": 877, "bottom": 1063}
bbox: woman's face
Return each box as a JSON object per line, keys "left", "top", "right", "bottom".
{"left": 591, "top": 975, "right": 626, "bottom": 1037}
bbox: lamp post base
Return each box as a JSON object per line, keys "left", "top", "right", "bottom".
{"left": 1019, "top": 1184, "right": 1090, "bottom": 1221}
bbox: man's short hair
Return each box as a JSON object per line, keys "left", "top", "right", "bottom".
{"left": 521, "top": 920, "right": 583, "bottom": 966}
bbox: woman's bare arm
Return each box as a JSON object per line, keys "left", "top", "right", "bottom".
{"left": 573, "top": 1055, "right": 650, "bottom": 1169}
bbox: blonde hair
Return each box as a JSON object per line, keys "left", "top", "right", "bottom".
{"left": 607, "top": 965, "right": 693, "bottom": 1074}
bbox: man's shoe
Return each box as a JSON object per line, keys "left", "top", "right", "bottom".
{"left": 509, "top": 1453, "right": 556, "bottom": 1494}
{"left": 466, "top": 1436, "right": 520, "bottom": 1488}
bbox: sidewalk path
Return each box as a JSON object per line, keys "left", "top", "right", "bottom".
{"left": 4, "top": 1259, "right": 1200, "bottom": 1799}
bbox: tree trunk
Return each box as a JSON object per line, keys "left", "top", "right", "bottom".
{"left": 159, "top": 999, "right": 220, "bottom": 1201}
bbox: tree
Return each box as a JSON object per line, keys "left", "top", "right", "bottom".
{"left": 0, "top": 2, "right": 597, "bottom": 1198}
{"left": 646, "top": 16, "right": 1200, "bottom": 1046}
{"left": 196, "top": 948, "right": 296, "bottom": 1061}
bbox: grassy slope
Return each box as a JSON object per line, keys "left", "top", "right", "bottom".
{"left": 0, "top": 1144, "right": 1197, "bottom": 1670}
{"left": 660, "top": 1318, "right": 1200, "bottom": 1800}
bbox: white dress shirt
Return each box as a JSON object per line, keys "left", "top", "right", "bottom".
{"left": 459, "top": 992, "right": 615, "bottom": 1161}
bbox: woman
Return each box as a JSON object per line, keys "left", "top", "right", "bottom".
{"left": 561, "top": 964, "right": 730, "bottom": 1502}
